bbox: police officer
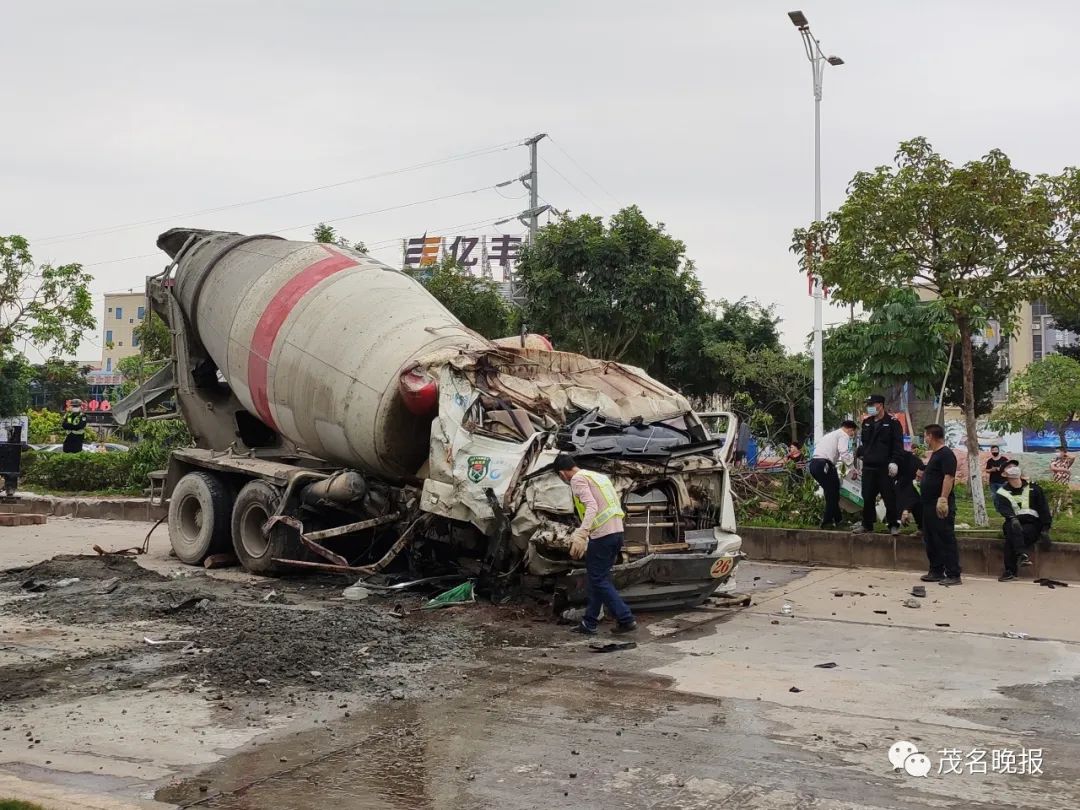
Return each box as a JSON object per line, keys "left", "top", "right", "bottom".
{"left": 554, "top": 453, "right": 636, "bottom": 636}
{"left": 993, "top": 465, "right": 1052, "bottom": 582}
{"left": 853, "top": 394, "right": 904, "bottom": 535}
{"left": 61, "top": 400, "right": 88, "bottom": 453}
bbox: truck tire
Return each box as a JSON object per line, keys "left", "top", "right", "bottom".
{"left": 168, "top": 472, "right": 233, "bottom": 565}
{"left": 231, "top": 479, "right": 302, "bottom": 576}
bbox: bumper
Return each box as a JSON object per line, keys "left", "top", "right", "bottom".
{"left": 554, "top": 532, "right": 744, "bottom": 611}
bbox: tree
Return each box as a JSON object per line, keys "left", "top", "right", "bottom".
{"left": 418, "top": 258, "right": 514, "bottom": 339}
{"left": 313, "top": 223, "right": 367, "bottom": 254}
{"left": 1, "top": 235, "right": 95, "bottom": 358}
{"left": 0, "top": 355, "right": 32, "bottom": 417}
{"left": 517, "top": 206, "right": 705, "bottom": 369}
{"left": 132, "top": 312, "right": 171, "bottom": 361}
{"left": 991, "top": 354, "right": 1080, "bottom": 452}
{"left": 30, "top": 358, "right": 91, "bottom": 411}
{"left": 822, "top": 289, "right": 954, "bottom": 399}
{"left": 792, "top": 138, "right": 1070, "bottom": 525}
{"left": 942, "top": 344, "right": 1008, "bottom": 417}
{"left": 658, "top": 298, "right": 781, "bottom": 397}
{"left": 724, "top": 346, "right": 812, "bottom": 444}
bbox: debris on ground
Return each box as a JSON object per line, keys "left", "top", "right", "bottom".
{"left": 935, "top": 623, "right": 951, "bottom": 627}
{"left": 0, "top": 555, "right": 478, "bottom": 698}
{"left": 1035, "top": 578, "right": 1069, "bottom": 589}
{"left": 902, "top": 598, "right": 921, "bottom": 609}
{"left": 814, "top": 662, "right": 838, "bottom": 669}
{"left": 789, "top": 687, "right": 803, "bottom": 693}
{"left": 873, "top": 610, "right": 888, "bottom": 615}
{"left": 589, "top": 641, "right": 637, "bottom": 653}
{"left": 832, "top": 590, "right": 866, "bottom": 597}
{"left": 911, "top": 586, "right": 926, "bottom": 598}
{"left": 422, "top": 581, "right": 475, "bottom": 609}
{"left": 1003, "top": 631, "right": 1031, "bottom": 640}
{"left": 203, "top": 553, "right": 239, "bottom": 570}
{"left": 342, "top": 582, "right": 371, "bottom": 601}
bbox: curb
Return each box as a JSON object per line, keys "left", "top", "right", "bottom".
{"left": 0, "top": 496, "right": 165, "bottom": 523}
{"left": 741, "top": 526, "right": 1080, "bottom": 583}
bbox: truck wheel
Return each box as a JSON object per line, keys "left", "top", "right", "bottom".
{"left": 231, "top": 480, "right": 302, "bottom": 576}
{"left": 168, "top": 472, "right": 233, "bottom": 565}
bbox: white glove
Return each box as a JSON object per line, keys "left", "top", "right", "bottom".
{"left": 888, "top": 463, "right": 898, "bottom": 478}
{"left": 569, "top": 528, "right": 590, "bottom": 560}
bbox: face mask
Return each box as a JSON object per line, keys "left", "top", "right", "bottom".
{"left": 866, "top": 405, "right": 878, "bottom": 416}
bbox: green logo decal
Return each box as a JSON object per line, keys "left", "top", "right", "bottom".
{"left": 466, "top": 456, "right": 491, "bottom": 483}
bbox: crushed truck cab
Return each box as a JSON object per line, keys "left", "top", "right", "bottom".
{"left": 115, "top": 228, "right": 743, "bottom": 609}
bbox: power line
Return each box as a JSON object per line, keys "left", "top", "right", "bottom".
{"left": 547, "top": 136, "right": 623, "bottom": 208}
{"left": 540, "top": 156, "right": 606, "bottom": 214}
{"left": 81, "top": 183, "right": 511, "bottom": 269}
{"left": 33, "top": 139, "right": 525, "bottom": 246}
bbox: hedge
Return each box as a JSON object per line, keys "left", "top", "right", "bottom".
{"left": 20, "top": 451, "right": 135, "bottom": 492}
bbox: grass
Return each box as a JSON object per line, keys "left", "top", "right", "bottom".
{"left": 18, "top": 485, "right": 144, "bottom": 498}
{"left": 0, "top": 801, "right": 48, "bottom": 810}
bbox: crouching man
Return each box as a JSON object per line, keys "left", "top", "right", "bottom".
{"left": 993, "top": 465, "right": 1052, "bottom": 582}
{"left": 554, "top": 453, "right": 637, "bottom": 636}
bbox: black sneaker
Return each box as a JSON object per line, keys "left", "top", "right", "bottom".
{"left": 570, "top": 624, "right": 598, "bottom": 635}
{"left": 611, "top": 621, "right": 638, "bottom": 635}
{"left": 920, "top": 572, "right": 944, "bottom": 583}
{"left": 998, "top": 572, "right": 1018, "bottom": 582}
{"left": 938, "top": 577, "right": 963, "bottom": 587}
{"left": 1018, "top": 553, "right": 1033, "bottom": 568}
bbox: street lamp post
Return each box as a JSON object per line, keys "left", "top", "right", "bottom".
{"left": 788, "top": 10, "right": 843, "bottom": 444}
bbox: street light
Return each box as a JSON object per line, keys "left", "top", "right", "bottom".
{"left": 788, "top": 9, "right": 843, "bottom": 444}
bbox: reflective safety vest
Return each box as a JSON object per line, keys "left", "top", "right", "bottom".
{"left": 61, "top": 414, "right": 86, "bottom": 437}
{"left": 572, "top": 470, "right": 625, "bottom": 532}
{"left": 1002, "top": 485, "right": 1038, "bottom": 518}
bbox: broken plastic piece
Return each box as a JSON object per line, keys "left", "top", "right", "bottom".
{"left": 789, "top": 686, "right": 803, "bottom": 693}
{"left": 814, "top": 662, "right": 838, "bottom": 669}
{"left": 1002, "top": 631, "right": 1030, "bottom": 640}
{"left": 422, "top": 581, "right": 475, "bottom": 609}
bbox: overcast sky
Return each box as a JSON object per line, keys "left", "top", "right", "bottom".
{"left": 4, "top": 0, "right": 1080, "bottom": 363}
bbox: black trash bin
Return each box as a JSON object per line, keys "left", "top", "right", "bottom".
{"left": 0, "top": 424, "right": 24, "bottom": 496}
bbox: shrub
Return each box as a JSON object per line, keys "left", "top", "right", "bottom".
{"left": 27, "top": 408, "right": 98, "bottom": 444}
{"left": 124, "top": 418, "right": 192, "bottom": 489}
{"left": 21, "top": 451, "right": 134, "bottom": 492}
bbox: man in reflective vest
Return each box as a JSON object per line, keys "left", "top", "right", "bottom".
{"left": 554, "top": 453, "right": 636, "bottom": 635}
{"left": 993, "top": 465, "right": 1052, "bottom": 582}
{"left": 61, "top": 400, "right": 88, "bottom": 454}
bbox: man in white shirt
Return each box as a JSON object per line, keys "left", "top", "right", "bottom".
{"left": 809, "top": 420, "right": 857, "bottom": 529}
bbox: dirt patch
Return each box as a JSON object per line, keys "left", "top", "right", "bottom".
{"left": 1, "top": 555, "right": 478, "bottom": 699}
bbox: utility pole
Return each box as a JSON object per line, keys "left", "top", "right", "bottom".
{"left": 788, "top": 10, "right": 844, "bottom": 444}
{"left": 524, "top": 133, "right": 548, "bottom": 243}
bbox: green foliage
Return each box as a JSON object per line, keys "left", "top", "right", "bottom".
{"left": 124, "top": 418, "right": 192, "bottom": 488}
{"left": 28, "top": 408, "right": 62, "bottom": 443}
{"left": 517, "top": 206, "right": 704, "bottom": 368}
{"left": 0, "top": 235, "right": 95, "bottom": 357}
{"left": 943, "top": 343, "right": 1008, "bottom": 417}
{"left": 0, "top": 800, "right": 49, "bottom": 810}
{"left": 31, "top": 357, "right": 91, "bottom": 411}
{"left": 132, "top": 312, "right": 171, "bottom": 361}
{"left": 724, "top": 348, "right": 813, "bottom": 444}
{"left": 990, "top": 354, "right": 1080, "bottom": 451}
{"left": 658, "top": 298, "right": 781, "bottom": 398}
{"left": 22, "top": 451, "right": 134, "bottom": 492}
{"left": 418, "top": 258, "right": 515, "bottom": 338}
{"left": 313, "top": 223, "right": 367, "bottom": 253}
{"left": 0, "top": 355, "right": 32, "bottom": 417}
{"left": 734, "top": 471, "right": 822, "bottom": 528}
{"left": 791, "top": 137, "right": 1074, "bottom": 526}
{"left": 822, "top": 289, "right": 954, "bottom": 399}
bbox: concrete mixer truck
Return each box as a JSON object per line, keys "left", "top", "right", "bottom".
{"left": 114, "top": 228, "right": 744, "bottom": 609}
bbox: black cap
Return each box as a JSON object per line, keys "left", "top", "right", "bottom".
{"left": 553, "top": 453, "right": 577, "bottom": 472}
{"left": 865, "top": 394, "right": 886, "bottom": 405}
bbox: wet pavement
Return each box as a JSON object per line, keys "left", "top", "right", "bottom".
{"left": 2, "top": 519, "right": 1080, "bottom": 809}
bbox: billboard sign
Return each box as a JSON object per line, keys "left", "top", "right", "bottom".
{"left": 402, "top": 234, "right": 524, "bottom": 279}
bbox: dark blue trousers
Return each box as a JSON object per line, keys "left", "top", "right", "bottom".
{"left": 583, "top": 532, "right": 634, "bottom": 631}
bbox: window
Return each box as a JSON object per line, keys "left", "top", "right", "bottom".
{"left": 132, "top": 333, "right": 140, "bottom": 348}
{"left": 105, "top": 330, "right": 113, "bottom": 343}
{"left": 1033, "top": 334, "right": 1043, "bottom": 362}
{"left": 137, "top": 306, "right": 145, "bottom": 319}
{"left": 105, "top": 358, "right": 112, "bottom": 372}
{"left": 1032, "top": 300, "right": 1050, "bottom": 317}
{"left": 115, "top": 307, "right": 123, "bottom": 320}
{"left": 118, "top": 341, "right": 124, "bottom": 347}
{"left": 129, "top": 318, "right": 134, "bottom": 324}
{"left": 107, "top": 307, "right": 113, "bottom": 313}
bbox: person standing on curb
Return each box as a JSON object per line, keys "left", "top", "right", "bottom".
{"left": 853, "top": 395, "right": 904, "bottom": 535}
{"left": 809, "top": 420, "right": 857, "bottom": 529}
{"left": 554, "top": 453, "right": 637, "bottom": 636}
{"left": 919, "top": 424, "right": 962, "bottom": 587}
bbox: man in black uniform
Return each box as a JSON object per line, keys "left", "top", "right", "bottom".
{"left": 853, "top": 394, "right": 904, "bottom": 535}
{"left": 894, "top": 447, "right": 926, "bottom": 531}
{"left": 993, "top": 465, "right": 1052, "bottom": 582}
{"left": 61, "top": 400, "right": 88, "bottom": 454}
{"left": 984, "top": 445, "right": 1010, "bottom": 497}
{"left": 920, "top": 424, "right": 961, "bottom": 586}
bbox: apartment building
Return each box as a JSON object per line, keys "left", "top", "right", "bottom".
{"left": 101, "top": 290, "right": 147, "bottom": 372}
